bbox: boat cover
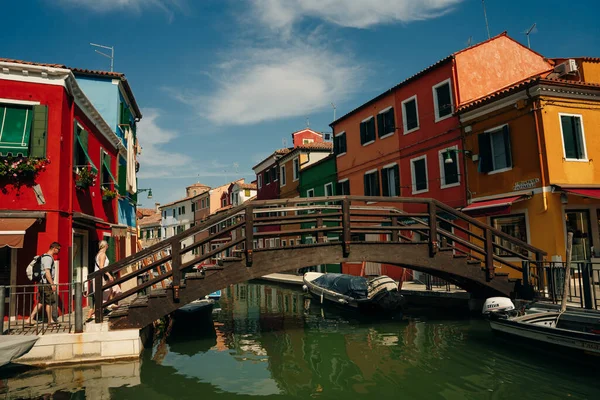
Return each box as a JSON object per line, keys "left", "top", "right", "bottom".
{"left": 0, "top": 335, "right": 38, "bottom": 367}
{"left": 313, "top": 274, "right": 368, "bottom": 299}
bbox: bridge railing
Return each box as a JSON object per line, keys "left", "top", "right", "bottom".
{"left": 89, "top": 196, "right": 547, "bottom": 322}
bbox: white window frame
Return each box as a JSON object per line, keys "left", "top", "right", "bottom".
{"left": 337, "top": 178, "right": 349, "bottom": 196}
{"left": 401, "top": 95, "right": 419, "bottom": 134}
{"left": 381, "top": 162, "right": 399, "bottom": 197}
{"left": 293, "top": 157, "right": 300, "bottom": 181}
{"left": 324, "top": 182, "right": 334, "bottom": 197}
{"left": 282, "top": 239, "right": 287, "bottom": 247}
{"left": 364, "top": 168, "right": 379, "bottom": 197}
{"left": 280, "top": 165, "right": 286, "bottom": 186}
{"left": 334, "top": 131, "right": 347, "bottom": 157}
{"left": 558, "top": 113, "right": 588, "bottom": 162}
{"left": 361, "top": 116, "right": 375, "bottom": 147}
{"left": 410, "top": 155, "right": 429, "bottom": 194}
{"left": 258, "top": 174, "right": 263, "bottom": 189}
{"left": 485, "top": 124, "right": 513, "bottom": 175}
{"left": 432, "top": 79, "right": 453, "bottom": 123}
{"left": 438, "top": 145, "right": 461, "bottom": 189}
{"left": 306, "top": 188, "right": 315, "bottom": 198}
{"left": 378, "top": 106, "right": 395, "bottom": 139}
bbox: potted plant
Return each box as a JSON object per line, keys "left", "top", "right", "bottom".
{"left": 102, "top": 187, "right": 118, "bottom": 201}
{"left": 75, "top": 166, "right": 97, "bottom": 189}
{"left": 0, "top": 156, "right": 50, "bottom": 185}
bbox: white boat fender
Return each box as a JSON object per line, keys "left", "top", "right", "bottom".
{"left": 321, "top": 290, "right": 324, "bottom": 304}
{"left": 302, "top": 285, "right": 308, "bottom": 293}
{"left": 482, "top": 297, "right": 515, "bottom": 315}
{"left": 338, "top": 298, "right": 348, "bottom": 305}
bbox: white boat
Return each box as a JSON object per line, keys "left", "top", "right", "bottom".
{"left": 302, "top": 272, "right": 404, "bottom": 314}
{"left": 483, "top": 297, "right": 600, "bottom": 356}
{"left": 0, "top": 335, "right": 39, "bottom": 367}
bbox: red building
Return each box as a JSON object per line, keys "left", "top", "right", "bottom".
{"left": 0, "top": 59, "right": 122, "bottom": 295}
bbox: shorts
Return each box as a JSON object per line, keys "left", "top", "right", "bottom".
{"left": 38, "top": 284, "right": 57, "bottom": 305}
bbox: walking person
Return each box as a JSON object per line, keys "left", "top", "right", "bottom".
{"left": 86, "top": 240, "right": 121, "bottom": 321}
{"left": 25, "top": 242, "right": 60, "bottom": 325}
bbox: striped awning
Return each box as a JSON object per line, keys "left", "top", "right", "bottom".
{"left": 0, "top": 218, "right": 37, "bottom": 248}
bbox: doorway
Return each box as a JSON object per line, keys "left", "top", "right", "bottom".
{"left": 565, "top": 210, "right": 592, "bottom": 261}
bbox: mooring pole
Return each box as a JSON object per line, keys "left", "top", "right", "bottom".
{"left": 560, "top": 232, "right": 574, "bottom": 313}
{"left": 75, "top": 282, "right": 83, "bottom": 333}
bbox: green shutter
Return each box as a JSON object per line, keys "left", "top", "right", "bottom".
{"left": 360, "top": 122, "right": 366, "bottom": 144}
{"left": 393, "top": 164, "right": 400, "bottom": 196}
{"left": 382, "top": 168, "right": 389, "bottom": 196}
{"left": 119, "top": 102, "right": 125, "bottom": 126}
{"left": 478, "top": 133, "right": 493, "bottom": 173}
{"left": 377, "top": 113, "right": 384, "bottom": 138}
{"left": 131, "top": 179, "right": 138, "bottom": 204}
{"left": 29, "top": 106, "right": 47, "bottom": 158}
{"left": 502, "top": 125, "right": 513, "bottom": 168}
{"left": 106, "top": 236, "right": 116, "bottom": 264}
{"left": 375, "top": 170, "right": 380, "bottom": 196}
{"left": 118, "top": 162, "right": 126, "bottom": 196}
{"left": 364, "top": 174, "right": 369, "bottom": 196}
{"left": 102, "top": 154, "right": 118, "bottom": 188}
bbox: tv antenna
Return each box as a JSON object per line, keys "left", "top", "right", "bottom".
{"left": 90, "top": 43, "right": 114, "bottom": 72}
{"left": 282, "top": 138, "right": 288, "bottom": 148}
{"left": 481, "top": 0, "right": 491, "bottom": 39}
{"left": 524, "top": 23, "right": 537, "bottom": 49}
{"left": 233, "top": 162, "right": 239, "bottom": 174}
{"left": 331, "top": 103, "right": 337, "bottom": 121}
{"left": 467, "top": 36, "right": 472, "bottom": 47}
{"left": 305, "top": 116, "right": 310, "bottom": 128}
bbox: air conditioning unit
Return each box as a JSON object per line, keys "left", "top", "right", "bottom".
{"left": 554, "top": 59, "right": 578, "bottom": 77}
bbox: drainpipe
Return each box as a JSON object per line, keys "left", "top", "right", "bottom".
{"left": 528, "top": 87, "right": 548, "bottom": 213}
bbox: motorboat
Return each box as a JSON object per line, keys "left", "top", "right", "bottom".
{"left": 482, "top": 297, "right": 600, "bottom": 356}
{"left": 174, "top": 298, "right": 215, "bottom": 318}
{"left": 302, "top": 272, "right": 404, "bottom": 314}
{"left": 0, "top": 335, "right": 39, "bottom": 367}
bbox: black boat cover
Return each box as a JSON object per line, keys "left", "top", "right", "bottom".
{"left": 313, "top": 274, "right": 368, "bottom": 299}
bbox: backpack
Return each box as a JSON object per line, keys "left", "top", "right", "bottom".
{"left": 26, "top": 255, "right": 50, "bottom": 283}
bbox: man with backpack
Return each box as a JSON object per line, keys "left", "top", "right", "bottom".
{"left": 25, "top": 242, "right": 60, "bottom": 325}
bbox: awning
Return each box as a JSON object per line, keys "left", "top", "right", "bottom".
{"left": 562, "top": 188, "right": 600, "bottom": 200}
{"left": 462, "top": 195, "right": 525, "bottom": 217}
{"left": 0, "top": 218, "right": 37, "bottom": 248}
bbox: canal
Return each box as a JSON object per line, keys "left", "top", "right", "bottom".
{"left": 2, "top": 281, "right": 600, "bottom": 399}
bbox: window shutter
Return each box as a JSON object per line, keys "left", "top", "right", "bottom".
{"left": 377, "top": 114, "right": 384, "bottom": 138}
{"left": 363, "top": 174, "right": 369, "bottom": 196}
{"left": 382, "top": 168, "right": 390, "bottom": 196}
{"left": 388, "top": 110, "right": 395, "bottom": 134}
{"left": 393, "top": 164, "right": 400, "bottom": 196}
{"left": 360, "top": 122, "right": 366, "bottom": 144}
{"left": 502, "top": 125, "right": 513, "bottom": 168}
{"left": 341, "top": 134, "right": 346, "bottom": 153}
{"left": 333, "top": 136, "right": 339, "bottom": 154}
{"left": 30, "top": 105, "right": 48, "bottom": 158}
{"left": 375, "top": 170, "right": 380, "bottom": 196}
{"left": 368, "top": 119, "right": 375, "bottom": 141}
{"left": 478, "top": 133, "right": 493, "bottom": 173}
{"left": 118, "top": 162, "right": 126, "bottom": 196}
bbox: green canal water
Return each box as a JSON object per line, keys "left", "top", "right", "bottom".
{"left": 2, "top": 282, "right": 600, "bottom": 399}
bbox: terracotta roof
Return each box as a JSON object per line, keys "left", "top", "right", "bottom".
{"left": 294, "top": 142, "right": 333, "bottom": 151}
{"left": 457, "top": 76, "right": 600, "bottom": 113}
{"left": 138, "top": 213, "right": 162, "bottom": 227}
{"left": 136, "top": 208, "right": 157, "bottom": 219}
{"left": 214, "top": 204, "right": 233, "bottom": 214}
{"left": 0, "top": 57, "right": 141, "bottom": 119}
{"left": 237, "top": 182, "right": 257, "bottom": 190}
{"left": 252, "top": 148, "right": 292, "bottom": 170}
{"left": 159, "top": 195, "right": 197, "bottom": 209}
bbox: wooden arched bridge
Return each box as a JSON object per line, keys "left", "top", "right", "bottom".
{"left": 88, "top": 196, "right": 546, "bottom": 329}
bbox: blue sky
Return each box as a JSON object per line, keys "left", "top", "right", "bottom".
{"left": 1, "top": 0, "right": 599, "bottom": 206}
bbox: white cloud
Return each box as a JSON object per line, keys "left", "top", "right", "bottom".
{"left": 250, "top": 0, "right": 463, "bottom": 31}
{"left": 57, "top": 0, "right": 185, "bottom": 19}
{"left": 136, "top": 108, "right": 193, "bottom": 178}
{"left": 176, "top": 43, "right": 362, "bottom": 126}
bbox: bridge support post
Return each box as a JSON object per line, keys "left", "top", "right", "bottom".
{"left": 0, "top": 286, "right": 5, "bottom": 335}
{"left": 341, "top": 198, "right": 350, "bottom": 257}
{"left": 316, "top": 210, "right": 323, "bottom": 243}
{"left": 94, "top": 274, "right": 103, "bottom": 324}
{"left": 245, "top": 206, "right": 254, "bottom": 267}
{"left": 75, "top": 281, "right": 83, "bottom": 333}
{"left": 485, "top": 228, "right": 494, "bottom": 281}
{"left": 581, "top": 262, "right": 593, "bottom": 310}
{"left": 171, "top": 240, "right": 181, "bottom": 302}
{"left": 428, "top": 202, "right": 438, "bottom": 257}
{"left": 391, "top": 216, "right": 399, "bottom": 242}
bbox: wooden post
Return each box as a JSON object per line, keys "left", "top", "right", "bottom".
{"left": 245, "top": 205, "right": 254, "bottom": 267}
{"left": 391, "top": 215, "right": 399, "bottom": 242}
{"left": 316, "top": 209, "right": 323, "bottom": 243}
{"left": 560, "top": 232, "right": 574, "bottom": 313}
{"left": 581, "top": 262, "right": 593, "bottom": 310}
{"left": 171, "top": 239, "right": 181, "bottom": 302}
{"left": 485, "top": 228, "right": 494, "bottom": 281}
{"left": 341, "top": 198, "right": 350, "bottom": 257}
{"left": 94, "top": 274, "right": 103, "bottom": 323}
{"left": 428, "top": 202, "right": 437, "bottom": 257}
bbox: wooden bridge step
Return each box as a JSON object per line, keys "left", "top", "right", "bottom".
{"left": 185, "top": 272, "right": 205, "bottom": 280}
{"left": 467, "top": 259, "right": 482, "bottom": 265}
{"left": 204, "top": 265, "right": 225, "bottom": 271}
{"left": 129, "top": 296, "right": 149, "bottom": 308}
{"left": 439, "top": 247, "right": 454, "bottom": 252}
{"left": 217, "top": 257, "right": 243, "bottom": 266}
{"left": 452, "top": 254, "right": 468, "bottom": 259}
{"left": 149, "top": 289, "right": 167, "bottom": 298}
{"left": 107, "top": 306, "right": 130, "bottom": 318}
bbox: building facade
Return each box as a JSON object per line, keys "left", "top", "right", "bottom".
{"left": 137, "top": 204, "right": 162, "bottom": 249}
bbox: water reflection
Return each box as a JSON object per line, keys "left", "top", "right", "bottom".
{"left": 2, "top": 281, "right": 600, "bottom": 399}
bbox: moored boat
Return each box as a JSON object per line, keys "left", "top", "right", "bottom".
{"left": 174, "top": 298, "right": 215, "bottom": 318}
{"left": 482, "top": 297, "right": 600, "bottom": 356}
{"left": 302, "top": 272, "right": 404, "bottom": 314}
{"left": 0, "top": 335, "right": 39, "bottom": 367}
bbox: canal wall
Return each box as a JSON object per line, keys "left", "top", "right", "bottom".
{"left": 15, "top": 322, "right": 144, "bottom": 367}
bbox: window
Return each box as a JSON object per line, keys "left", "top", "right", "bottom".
{"left": 282, "top": 240, "right": 287, "bottom": 247}
{"left": 191, "top": 203, "right": 196, "bottom": 212}
{"left": 280, "top": 165, "right": 286, "bottom": 186}
{"left": 245, "top": 189, "right": 251, "bottom": 196}
{"left": 439, "top": 147, "right": 460, "bottom": 188}
{"left": 182, "top": 206, "right": 186, "bottom": 214}
{"left": 334, "top": 132, "right": 347, "bottom": 156}
{"left": 381, "top": 164, "right": 400, "bottom": 197}
{"left": 0, "top": 104, "right": 47, "bottom": 157}
{"left": 258, "top": 174, "right": 262, "bottom": 189}
{"left": 560, "top": 114, "right": 587, "bottom": 160}
{"left": 274, "top": 166, "right": 279, "bottom": 181}
{"left": 100, "top": 150, "right": 117, "bottom": 190}
{"left": 364, "top": 170, "right": 380, "bottom": 196}
{"left": 324, "top": 183, "right": 334, "bottom": 197}
{"left": 293, "top": 158, "right": 299, "bottom": 181}
{"left": 73, "top": 124, "right": 91, "bottom": 170}
{"left": 478, "top": 125, "right": 512, "bottom": 174}
{"left": 303, "top": 138, "right": 314, "bottom": 144}
{"left": 360, "top": 117, "right": 376, "bottom": 145}
{"left": 172, "top": 209, "right": 176, "bottom": 218}
{"left": 265, "top": 169, "right": 271, "bottom": 185}
{"left": 402, "top": 96, "right": 419, "bottom": 133}
{"left": 221, "top": 198, "right": 227, "bottom": 207}
{"left": 490, "top": 214, "right": 528, "bottom": 257}
{"left": 433, "top": 80, "right": 453, "bottom": 121}
{"left": 337, "top": 179, "right": 350, "bottom": 195}
{"left": 410, "top": 155, "right": 428, "bottom": 194}
{"left": 290, "top": 239, "right": 295, "bottom": 246}
{"left": 377, "top": 107, "right": 395, "bottom": 138}
{"left": 307, "top": 189, "right": 315, "bottom": 198}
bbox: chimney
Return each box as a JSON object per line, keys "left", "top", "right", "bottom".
{"left": 155, "top": 203, "right": 161, "bottom": 213}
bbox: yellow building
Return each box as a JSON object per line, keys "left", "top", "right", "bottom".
{"left": 458, "top": 58, "right": 600, "bottom": 274}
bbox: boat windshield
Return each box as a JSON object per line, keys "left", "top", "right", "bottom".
{"left": 313, "top": 274, "right": 369, "bottom": 299}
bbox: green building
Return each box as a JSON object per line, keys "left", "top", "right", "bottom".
{"left": 298, "top": 154, "right": 341, "bottom": 273}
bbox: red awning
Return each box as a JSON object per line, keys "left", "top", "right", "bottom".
{"left": 462, "top": 195, "right": 525, "bottom": 217}
{"left": 0, "top": 218, "right": 37, "bottom": 248}
{"left": 563, "top": 188, "right": 600, "bottom": 200}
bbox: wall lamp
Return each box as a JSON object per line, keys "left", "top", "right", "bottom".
{"left": 138, "top": 188, "right": 153, "bottom": 199}
{"left": 443, "top": 149, "right": 472, "bottom": 164}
